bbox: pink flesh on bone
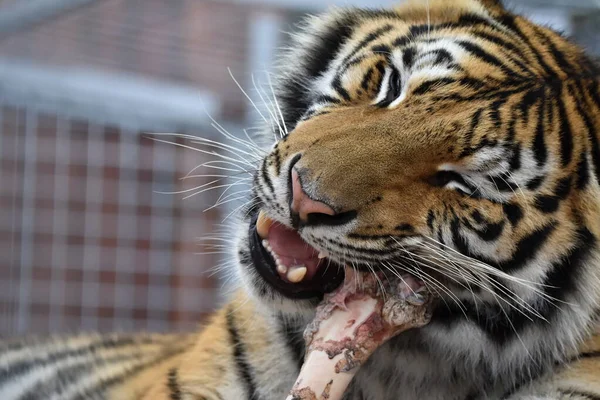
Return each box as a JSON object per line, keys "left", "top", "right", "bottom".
{"left": 266, "top": 222, "right": 322, "bottom": 281}
{"left": 286, "top": 268, "right": 432, "bottom": 400}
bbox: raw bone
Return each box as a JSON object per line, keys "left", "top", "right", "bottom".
{"left": 285, "top": 268, "right": 432, "bottom": 400}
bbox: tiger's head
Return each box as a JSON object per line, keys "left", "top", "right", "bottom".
{"left": 233, "top": 0, "right": 600, "bottom": 390}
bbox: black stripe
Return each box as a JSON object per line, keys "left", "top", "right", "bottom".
{"left": 227, "top": 309, "right": 260, "bottom": 400}
{"left": 588, "top": 81, "right": 600, "bottom": 109}
{"left": 542, "top": 227, "right": 595, "bottom": 312}
{"left": 277, "top": 12, "right": 356, "bottom": 127}
{"left": 534, "top": 195, "right": 560, "bottom": 213}
{"left": 471, "top": 210, "right": 484, "bottom": 224}
{"left": 71, "top": 345, "right": 190, "bottom": 400}
{"left": 323, "top": 236, "right": 407, "bottom": 256}
{"left": 395, "top": 223, "right": 415, "bottom": 232}
{"left": 460, "top": 109, "right": 484, "bottom": 157}
{"left": 314, "top": 95, "right": 341, "bottom": 105}
{"left": 558, "top": 389, "right": 600, "bottom": 400}
{"left": 272, "top": 147, "right": 282, "bottom": 176}
{"left": 412, "top": 77, "right": 456, "bottom": 96}
{"left": 371, "top": 44, "right": 390, "bottom": 55}
{"left": 564, "top": 348, "right": 600, "bottom": 367}
{"left": 0, "top": 335, "right": 157, "bottom": 387}
{"left": 457, "top": 13, "right": 505, "bottom": 33}
{"left": 488, "top": 173, "right": 518, "bottom": 192}
{"left": 168, "top": 368, "right": 183, "bottom": 400}
{"left": 260, "top": 158, "right": 275, "bottom": 194}
{"left": 278, "top": 79, "right": 309, "bottom": 129}
{"left": 402, "top": 46, "right": 417, "bottom": 69}
{"left": 277, "top": 315, "right": 305, "bottom": 371}
{"left": 546, "top": 90, "right": 556, "bottom": 129}
{"left": 332, "top": 75, "right": 351, "bottom": 102}
{"left": 340, "top": 24, "right": 394, "bottom": 68}
{"left": 427, "top": 210, "right": 436, "bottom": 233}
{"left": 501, "top": 224, "right": 557, "bottom": 273}
{"left": 390, "top": 14, "right": 507, "bottom": 50}
{"left": 469, "top": 30, "right": 532, "bottom": 76}
{"left": 519, "top": 87, "right": 543, "bottom": 121}
{"left": 360, "top": 67, "right": 374, "bottom": 91}
{"left": 580, "top": 350, "right": 600, "bottom": 359}
{"left": 304, "top": 15, "right": 355, "bottom": 78}
{"left": 534, "top": 25, "right": 576, "bottom": 75}
{"left": 431, "top": 49, "right": 454, "bottom": 65}
{"left": 488, "top": 98, "right": 506, "bottom": 128}
{"left": 348, "top": 233, "right": 416, "bottom": 241}
{"left": 44, "top": 336, "right": 194, "bottom": 400}
{"left": 508, "top": 143, "right": 521, "bottom": 170}
{"left": 372, "top": 60, "right": 387, "bottom": 95}
{"left": 502, "top": 202, "right": 523, "bottom": 226}
{"left": 497, "top": 15, "right": 556, "bottom": 77}
{"left": 532, "top": 90, "right": 547, "bottom": 167}
{"left": 468, "top": 220, "right": 505, "bottom": 242}
{"left": 572, "top": 85, "right": 600, "bottom": 183}
{"left": 526, "top": 175, "right": 545, "bottom": 190}
{"left": 555, "top": 176, "right": 572, "bottom": 199}
{"left": 457, "top": 40, "right": 522, "bottom": 78}
{"left": 18, "top": 352, "right": 141, "bottom": 400}
{"left": 434, "top": 82, "right": 533, "bottom": 103}
{"left": 344, "top": 55, "right": 366, "bottom": 69}
{"left": 556, "top": 90, "right": 574, "bottom": 167}
{"left": 451, "top": 217, "right": 555, "bottom": 274}
{"left": 577, "top": 153, "right": 591, "bottom": 189}
{"left": 435, "top": 227, "right": 594, "bottom": 346}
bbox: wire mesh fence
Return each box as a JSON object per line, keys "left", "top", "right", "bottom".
{"left": 0, "top": 106, "right": 224, "bottom": 335}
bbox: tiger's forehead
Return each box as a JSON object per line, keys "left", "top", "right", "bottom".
{"left": 309, "top": 8, "right": 522, "bottom": 107}
{"left": 310, "top": 23, "right": 475, "bottom": 111}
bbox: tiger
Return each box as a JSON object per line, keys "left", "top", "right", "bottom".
{"left": 3, "top": 0, "right": 600, "bottom": 399}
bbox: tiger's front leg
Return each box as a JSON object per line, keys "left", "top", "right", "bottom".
{"left": 133, "top": 291, "right": 301, "bottom": 400}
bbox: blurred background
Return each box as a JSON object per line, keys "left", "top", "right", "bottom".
{"left": 0, "top": 0, "right": 598, "bottom": 336}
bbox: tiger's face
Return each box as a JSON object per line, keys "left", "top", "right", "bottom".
{"left": 234, "top": 0, "right": 600, "bottom": 374}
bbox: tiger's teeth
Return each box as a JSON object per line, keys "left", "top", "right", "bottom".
{"left": 317, "top": 251, "right": 329, "bottom": 259}
{"left": 277, "top": 263, "right": 288, "bottom": 274}
{"left": 256, "top": 210, "right": 273, "bottom": 239}
{"left": 287, "top": 265, "right": 307, "bottom": 283}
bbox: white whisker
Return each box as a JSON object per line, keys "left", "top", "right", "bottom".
{"left": 252, "top": 73, "right": 285, "bottom": 140}
{"left": 228, "top": 67, "right": 273, "bottom": 129}
{"left": 266, "top": 71, "right": 289, "bottom": 137}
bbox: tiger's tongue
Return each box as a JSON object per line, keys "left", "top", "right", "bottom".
{"left": 267, "top": 222, "right": 323, "bottom": 282}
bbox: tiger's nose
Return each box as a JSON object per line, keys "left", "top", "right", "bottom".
{"left": 290, "top": 169, "right": 336, "bottom": 222}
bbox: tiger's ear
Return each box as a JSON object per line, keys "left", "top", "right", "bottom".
{"left": 478, "top": 0, "right": 506, "bottom": 13}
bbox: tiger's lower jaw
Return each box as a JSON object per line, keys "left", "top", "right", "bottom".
{"left": 246, "top": 211, "right": 347, "bottom": 300}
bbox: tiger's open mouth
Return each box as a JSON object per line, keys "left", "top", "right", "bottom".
{"left": 249, "top": 210, "right": 345, "bottom": 299}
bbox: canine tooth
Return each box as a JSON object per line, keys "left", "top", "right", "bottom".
{"left": 317, "top": 251, "right": 329, "bottom": 259}
{"left": 256, "top": 210, "right": 273, "bottom": 239}
{"left": 287, "top": 265, "right": 307, "bottom": 283}
{"left": 277, "top": 263, "right": 288, "bottom": 274}
{"left": 262, "top": 240, "right": 269, "bottom": 248}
